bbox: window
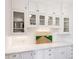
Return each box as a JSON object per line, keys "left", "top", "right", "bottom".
{"left": 30, "top": 14, "right": 36, "bottom": 25}
{"left": 64, "top": 18, "right": 69, "bottom": 32}
{"left": 55, "top": 17, "right": 60, "bottom": 26}
{"left": 39, "top": 15, "right": 45, "bottom": 25}
{"left": 48, "top": 16, "right": 53, "bottom": 25}
{"left": 13, "top": 12, "right": 24, "bottom": 32}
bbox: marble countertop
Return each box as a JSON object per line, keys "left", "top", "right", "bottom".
{"left": 5, "top": 41, "right": 72, "bottom": 54}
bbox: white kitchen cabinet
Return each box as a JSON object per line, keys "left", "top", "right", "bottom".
{"left": 5, "top": 45, "right": 73, "bottom": 59}
{"left": 27, "top": 11, "right": 38, "bottom": 27}
{"left": 21, "top": 51, "right": 33, "bottom": 59}
{"left": 44, "top": 48, "right": 55, "bottom": 59}
{"left": 32, "top": 50, "right": 44, "bottom": 59}
{"left": 12, "top": 0, "right": 26, "bottom": 11}
{"left": 66, "top": 46, "right": 73, "bottom": 59}
{"left": 12, "top": 11, "right": 25, "bottom": 33}
{"left": 28, "top": 0, "right": 62, "bottom": 27}
{"left": 59, "top": 0, "right": 73, "bottom": 34}
{"left": 8, "top": 53, "right": 22, "bottom": 59}
{"left": 43, "top": 46, "right": 72, "bottom": 59}
{"left": 54, "top": 47, "right": 67, "bottom": 59}
{"left": 62, "top": 0, "right": 72, "bottom": 16}
{"left": 29, "top": 0, "right": 38, "bottom": 12}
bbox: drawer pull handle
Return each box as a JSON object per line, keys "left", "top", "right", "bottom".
{"left": 13, "top": 55, "right": 16, "bottom": 57}
{"left": 49, "top": 49, "right": 51, "bottom": 51}
{"left": 49, "top": 54, "right": 51, "bottom": 56}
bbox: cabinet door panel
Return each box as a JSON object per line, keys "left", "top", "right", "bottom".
{"left": 33, "top": 50, "right": 44, "bottom": 59}
{"left": 44, "top": 48, "right": 55, "bottom": 59}
{"left": 54, "top": 47, "right": 67, "bottom": 59}
{"left": 37, "top": 0, "right": 61, "bottom": 15}
{"left": 12, "top": 0, "right": 26, "bottom": 11}
{"left": 66, "top": 46, "right": 73, "bottom": 59}
{"left": 29, "top": 0, "right": 38, "bottom": 12}
{"left": 21, "top": 51, "right": 33, "bottom": 59}
{"left": 62, "top": 0, "right": 73, "bottom": 16}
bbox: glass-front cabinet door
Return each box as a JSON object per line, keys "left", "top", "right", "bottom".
{"left": 39, "top": 15, "right": 45, "bottom": 25}
{"left": 63, "top": 18, "right": 69, "bottom": 32}
{"left": 48, "top": 16, "right": 53, "bottom": 25}
{"left": 29, "top": 14, "right": 36, "bottom": 25}
{"left": 55, "top": 17, "right": 60, "bottom": 26}
{"left": 13, "top": 11, "right": 24, "bottom": 33}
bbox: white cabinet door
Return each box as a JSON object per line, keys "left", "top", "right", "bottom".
{"left": 66, "top": 46, "right": 73, "bottom": 59}
{"left": 8, "top": 53, "right": 22, "bottom": 59}
{"left": 21, "top": 51, "right": 33, "bottom": 59}
{"left": 12, "top": 0, "right": 26, "bottom": 11}
{"left": 37, "top": 0, "right": 61, "bottom": 15}
{"left": 32, "top": 50, "right": 44, "bottom": 59}
{"left": 29, "top": 0, "right": 38, "bottom": 12}
{"left": 44, "top": 48, "right": 55, "bottom": 59}
{"left": 62, "top": 0, "right": 73, "bottom": 16}
{"left": 54, "top": 47, "right": 67, "bottom": 59}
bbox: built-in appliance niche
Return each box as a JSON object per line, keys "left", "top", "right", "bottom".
{"left": 13, "top": 11, "right": 24, "bottom": 32}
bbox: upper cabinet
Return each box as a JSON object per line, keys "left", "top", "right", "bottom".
{"left": 28, "top": 0, "right": 61, "bottom": 28}
{"left": 29, "top": 0, "right": 38, "bottom": 12}
{"left": 62, "top": 0, "right": 73, "bottom": 33}
{"left": 36, "top": 0, "right": 61, "bottom": 15}
{"left": 62, "top": 0, "right": 73, "bottom": 16}
{"left": 12, "top": 0, "right": 26, "bottom": 11}
{"left": 13, "top": 11, "right": 24, "bottom": 33}
{"left": 10, "top": 0, "right": 72, "bottom": 35}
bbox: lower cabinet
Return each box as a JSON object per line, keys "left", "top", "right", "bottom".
{"left": 32, "top": 50, "right": 44, "bottom": 59}
{"left": 44, "top": 48, "right": 55, "bottom": 59}
{"left": 66, "top": 46, "right": 73, "bottom": 59}
{"left": 43, "top": 46, "right": 72, "bottom": 59}
{"left": 6, "top": 53, "right": 22, "bottom": 59}
{"left": 21, "top": 51, "right": 33, "bottom": 59}
{"left": 5, "top": 45, "right": 73, "bottom": 59}
{"left": 54, "top": 47, "right": 67, "bottom": 59}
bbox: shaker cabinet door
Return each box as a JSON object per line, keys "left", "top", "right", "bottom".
{"left": 62, "top": 0, "right": 73, "bottom": 16}
{"left": 66, "top": 46, "right": 73, "bottom": 59}
{"left": 29, "top": 0, "right": 38, "bottom": 12}
{"left": 32, "top": 50, "right": 44, "bottom": 59}
{"left": 43, "top": 48, "right": 55, "bottom": 59}
{"left": 12, "top": 0, "right": 26, "bottom": 11}
{"left": 21, "top": 51, "right": 33, "bottom": 59}
{"left": 54, "top": 47, "right": 67, "bottom": 59}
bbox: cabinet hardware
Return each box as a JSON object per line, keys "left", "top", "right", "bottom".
{"left": 49, "top": 49, "right": 51, "bottom": 51}
{"left": 12, "top": 55, "right": 16, "bottom": 57}
{"left": 49, "top": 54, "right": 51, "bottom": 56}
